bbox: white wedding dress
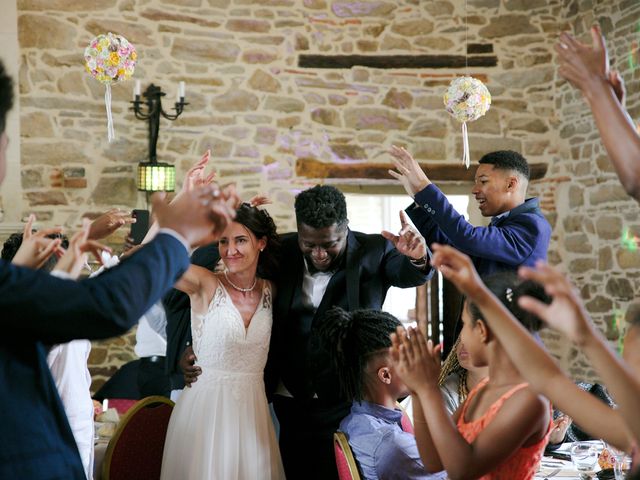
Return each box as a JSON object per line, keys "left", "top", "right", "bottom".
{"left": 160, "top": 282, "right": 285, "bottom": 480}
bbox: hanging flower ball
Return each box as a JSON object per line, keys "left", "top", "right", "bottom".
{"left": 443, "top": 76, "right": 491, "bottom": 123}
{"left": 84, "top": 32, "right": 137, "bottom": 85}
{"left": 443, "top": 76, "right": 491, "bottom": 169}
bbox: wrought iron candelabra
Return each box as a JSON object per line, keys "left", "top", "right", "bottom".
{"left": 130, "top": 82, "right": 188, "bottom": 191}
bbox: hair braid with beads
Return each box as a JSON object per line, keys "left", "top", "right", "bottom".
{"left": 437, "top": 336, "right": 470, "bottom": 403}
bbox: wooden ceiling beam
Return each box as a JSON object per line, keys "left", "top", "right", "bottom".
{"left": 295, "top": 158, "right": 548, "bottom": 182}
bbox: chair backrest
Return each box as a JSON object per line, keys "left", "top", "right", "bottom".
{"left": 396, "top": 401, "right": 414, "bottom": 434}
{"left": 102, "top": 396, "right": 174, "bottom": 480}
{"left": 106, "top": 398, "right": 138, "bottom": 415}
{"left": 334, "top": 432, "right": 362, "bottom": 480}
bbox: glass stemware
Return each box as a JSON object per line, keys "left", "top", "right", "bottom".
{"left": 571, "top": 442, "right": 600, "bottom": 478}
{"left": 607, "top": 444, "right": 631, "bottom": 480}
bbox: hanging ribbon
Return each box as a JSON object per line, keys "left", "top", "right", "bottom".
{"left": 104, "top": 84, "right": 115, "bottom": 142}
{"left": 461, "top": 122, "right": 470, "bottom": 169}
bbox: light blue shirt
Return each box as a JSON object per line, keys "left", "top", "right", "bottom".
{"left": 339, "top": 401, "right": 448, "bottom": 480}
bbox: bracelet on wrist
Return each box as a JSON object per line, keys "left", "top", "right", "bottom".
{"left": 410, "top": 255, "right": 428, "bottom": 268}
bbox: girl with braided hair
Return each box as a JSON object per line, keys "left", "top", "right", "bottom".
{"left": 437, "top": 337, "right": 488, "bottom": 415}
{"left": 317, "top": 307, "right": 447, "bottom": 480}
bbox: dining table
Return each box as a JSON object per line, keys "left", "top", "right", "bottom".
{"left": 535, "top": 442, "right": 606, "bottom": 480}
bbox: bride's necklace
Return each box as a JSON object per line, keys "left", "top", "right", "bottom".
{"left": 224, "top": 270, "right": 257, "bottom": 293}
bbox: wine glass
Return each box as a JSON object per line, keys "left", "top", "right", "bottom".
{"left": 607, "top": 444, "right": 631, "bottom": 480}
{"left": 571, "top": 442, "right": 600, "bottom": 478}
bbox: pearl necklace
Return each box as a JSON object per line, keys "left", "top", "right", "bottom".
{"left": 224, "top": 270, "right": 257, "bottom": 293}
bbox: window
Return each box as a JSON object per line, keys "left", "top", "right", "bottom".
{"left": 345, "top": 192, "right": 469, "bottom": 330}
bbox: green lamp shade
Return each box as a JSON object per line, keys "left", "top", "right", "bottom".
{"left": 137, "top": 162, "right": 175, "bottom": 192}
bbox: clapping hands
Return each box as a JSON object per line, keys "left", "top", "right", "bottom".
{"left": 389, "top": 326, "right": 442, "bottom": 394}
{"left": 556, "top": 25, "right": 625, "bottom": 106}
{"left": 182, "top": 150, "right": 216, "bottom": 194}
{"left": 54, "top": 219, "right": 112, "bottom": 279}
{"left": 154, "top": 182, "right": 240, "bottom": 248}
{"left": 87, "top": 209, "right": 136, "bottom": 240}
{"left": 11, "top": 214, "right": 65, "bottom": 269}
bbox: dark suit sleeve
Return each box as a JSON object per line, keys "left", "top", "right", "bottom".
{"left": 164, "top": 243, "right": 220, "bottom": 381}
{"left": 413, "top": 184, "right": 539, "bottom": 266}
{"left": 0, "top": 233, "right": 189, "bottom": 345}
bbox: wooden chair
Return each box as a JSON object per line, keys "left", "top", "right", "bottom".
{"left": 334, "top": 431, "right": 362, "bottom": 480}
{"left": 396, "top": 401, "right": 414, "bottom": 434}
{"left": 102, "top": 396, "right": 174, "bottom": 480}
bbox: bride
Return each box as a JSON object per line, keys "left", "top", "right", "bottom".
{"left": 160, "top": 201, "right": 285, "bottom": 479}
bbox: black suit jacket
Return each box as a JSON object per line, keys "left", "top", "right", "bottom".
{"left": 163, "top": 243, "right": 220, "bottom": 389}
{"left": 0, "top": 234, "right": 189, "bottom": 479}
{"left": 267, "top": 230, "right": 432, "bottom": 406}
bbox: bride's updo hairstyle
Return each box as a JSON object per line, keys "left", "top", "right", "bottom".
{"left": 234, "top": 202, "right": 280, "bottom": 279}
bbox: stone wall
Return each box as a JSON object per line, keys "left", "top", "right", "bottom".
{"left": 7, "top": 0, "right": 639, "bottom": 389}
{"left": 537, "top": 0, "right": 640, "bottom": 381}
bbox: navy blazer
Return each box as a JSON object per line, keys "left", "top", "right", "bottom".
{"left": 407, "top": 184, "right": 551, "bottom": 276}
{"left": 267, "top": 230, "right": 432, "bottom": 405}
{"left": 0, "top": 233, "right": 189, "bottom": 479}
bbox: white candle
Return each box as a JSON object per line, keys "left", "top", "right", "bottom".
{"left": 178, "top": 81, "right": 186, "bottom": 100}
{"left": 133, "top": 80, "right": 141, "bottom": 99}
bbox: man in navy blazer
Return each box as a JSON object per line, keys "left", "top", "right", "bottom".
{"left": 389, "top": 146, "right": 551, "bottom": 276}
{"left": 0, "top": 61, "right": 236, "bottom": 479}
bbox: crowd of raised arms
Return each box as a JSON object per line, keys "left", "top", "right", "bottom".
{"left": 1, "top": 23, "right": 639, "bottom": 480}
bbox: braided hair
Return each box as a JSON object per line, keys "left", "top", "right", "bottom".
{"left": 234, "top": 203, "right": 280, "bottom": 280}
{"left": 316, "top": 307, "right": 401, "bottom": 402}
{"left": 437, "top": 336, "right": 471, "bottom": 403}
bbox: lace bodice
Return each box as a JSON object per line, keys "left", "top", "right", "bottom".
{"left": 191, "top": 282, "right": 272, "bottom": 375}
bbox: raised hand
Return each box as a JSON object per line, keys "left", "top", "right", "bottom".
{"left": 390, "top": 326, "right": 441, "bottom": 394}
{"left": 556, "top": 25, "right": 618, "bottom": 101}
{"left": 11, "top": 214, "right": 65, "bottom": 269}
{"left": 381, "top": 210, "right": 427, "bottom": 261}
{"left": 549, "top": 414, "right": 572, "bottom": 445}
{"left": 388, "top": 145, "right": 431, "bottom": 197}
{"left": 87, "top": 209, "right": 136, "bottom": 240}
{"left": 55, "top": 219, "right": 112, "bottom": 279}
{"left": 517, "top": 262, "right": 594, "bottom": 345}
{"left": 430, "top": 243, "right": 485, "bottom": 300}
{"left": 247, "top": 194, "right": 271, "bottom": 208}
{"left": 182, "top": 150, "right": 216, "bottom": 193}
{"left": 154, "top": 182, "right": 240, "bottom": 248}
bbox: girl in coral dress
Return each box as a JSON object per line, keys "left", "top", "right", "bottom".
{"left": 391, "top": 244, "right": 552, "bottom": 480}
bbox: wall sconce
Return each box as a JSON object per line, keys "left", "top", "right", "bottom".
{"left": 130, "top": 81, "right": 188, "bottom": 192}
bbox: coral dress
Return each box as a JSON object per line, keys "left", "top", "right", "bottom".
{"left": 161, "top": 283, "right": 285, "bottom": 480}
{"left": 457, "top": 378, "right": 551, "bottom": 480}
